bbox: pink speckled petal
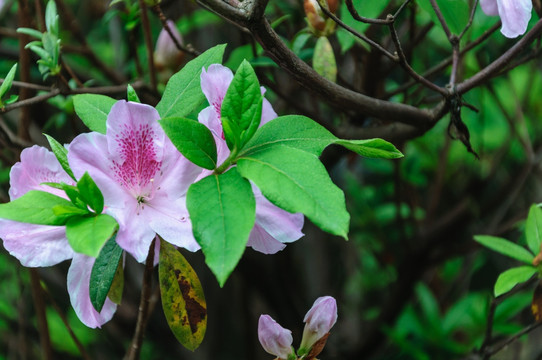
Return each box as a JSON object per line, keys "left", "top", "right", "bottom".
{"left": 497, "top": 0, "right": 532, "bottom": 38}
{"left": 67, "top": 253, "right": 117, "bottom": 328}
{"left": 0, "top": 220, "right": 73, "bottom": 267}
{"left": 201, "top": 64, "right": 233, "bottom": 117}
{"left": 9, "top": 145, "right": 74, "bottom": 200}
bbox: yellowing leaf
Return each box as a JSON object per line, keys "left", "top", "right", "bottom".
{"left": 159, "top": 239, "right": 207, "bottom": 351}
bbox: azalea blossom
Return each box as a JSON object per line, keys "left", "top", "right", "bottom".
{"left": 68, "top": 100, "right": 202, "bottom": 262}
{"left": 299, "top": 296, "right": 338, "bottom": 351}
{"left": 480, "top": 0, "right": 532, "bottom": 38}
{"left": 0, "top": 145, "right": 116, "bottom": 328}
{"left": 258, "top": 315, "right": 294, "bottom": 359}
{"left": 199, "top": 64, "right": 305, "bottom": 254}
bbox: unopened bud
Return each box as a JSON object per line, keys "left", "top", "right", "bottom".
{"left": 299, "top": 296, "right": 337, "bottom": 354}
{"left": 154, "top": 20, "right": 184, "bottom": 72}
{"left": 303, "top": 0, "right": 338, "bottom": 36}
{"left": 258, "top": 315, "right": 295, "bottom": 360}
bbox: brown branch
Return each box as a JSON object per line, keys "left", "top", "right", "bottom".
{"left": 138, "top": 0, "right": 157, "bottom": 91}
{"left": 29, "top": 269, "right": 53, "bottom": 360}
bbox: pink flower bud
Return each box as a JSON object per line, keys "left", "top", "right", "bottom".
{"left": 154, "top": 20, "right": 184, "bottom": 71}
{"left": 258, "top": 315, "right": 294, "bottom": 359}
{"left": 299, "top": 296, "right": 337, "bottom": 353}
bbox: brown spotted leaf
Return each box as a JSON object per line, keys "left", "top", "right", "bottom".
{"left": 532, "top": 281, "right": 542, "bottom": 322}
{"left": 159, "top": 239, "right": 207, "bottom": 351}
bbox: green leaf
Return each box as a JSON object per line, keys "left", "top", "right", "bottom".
{"left": 313, "top": 37, "right": 337, "bottom": 82}
{"left": 526, "top": 204, "right": 542, "bottom": 255}
{"left": 89, "top": 234, "right": 123, "bottom": 312}
{"left": 73, "top": 94, "right": 117, "bottom": 134}
{"left": 66, "top": 214, "right": 118, "bottom": 257}
{"left": 474, "top": 235, "right": 534, "bottom": 265}
{"left": 127, "top": 84, "right": 140, "bottom": 103}
{"left": 160, "top": 117, "right": 217, "bottom": 170}
{"left": 417, "top": 0, "right": 470, "bottom": 35}
{"left": 335, "top": 139, "right": 404, "bottom": 159}
{"left": 52, "top": 204, "right": 90, "bottom": 219}
{"left": 494, "top": 266, "right": 537, "bottom": 297}
{"left": 237, "top": 145, "right": 349, "bottom": 238}
{"left": 159, "top": 239, "right": 207, "bottom": 351}
{"left": 107, "top": 258, "right": 124, "bottom": 305}
{"left": 220, "top": 60, "right": 263, "bottom": 148}
{"left": 0, "top": 190, "right": 74, "bottom": 225}
{"left": 43, "top": 134, "right": 76, "bottom": 180}
{"left": 0, "top": 63, "right": 17, "bottom": 100}
{"left": 186, "top": 168, "right": 255, "bottom": 286}
{"left": 156, "top": 44, "right": 226, "bottom": 119}
{"left": 45, "top": 0, "right": 59, "bottom": 35}
{"left": 16, "top": 27, "right": 44, "bottom": 39}
{"left": 76, "top": 172, "right": 104, "bottom": 214}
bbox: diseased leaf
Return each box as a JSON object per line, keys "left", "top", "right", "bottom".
{"left": 0, "top": 190, "right": 74, "bottom": 225}
{"left": 159, "top": 239, "right": 207, "bottom": 351}
{"left": 474, "top": 235, "right": 534, "bottom": 265}
{"left": 107, "top": 257, "right": 124, "bottom": 305}
{"left": 532, "top": 281, "right": 542, "bottom": 322}
{"left": 44, "top": 134, "right": 76, "bottom": 181}
{"left": 156, "top": 44, "right": 226, "bottom": 118}
{"left": 494, "top": 266, "right": 537, "bottom": 297}
{"left": 66, "top": 214, "right": 118, "bottom": 257}
{"left": 313, "top": 37, "right": 337, "bottom": 82}
{"left": 73, "top": 94, "right": 117, "bottom": 134}
{"left": 186, "top": 168, "right": 255, "bottom": 286}
{"left": 89, "top": 234, "right": 123, "bottom": 312}
{"left": 160, "top": 117, "right": 217, "bottom": 170}
{"left": 237, "top": 145, "right": 349, "bottom": 238}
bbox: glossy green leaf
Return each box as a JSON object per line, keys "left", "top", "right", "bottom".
{"left": 335, "top": 139, "right": 404, "bottom": 159}
{"left": 127, "top": 84, "right": 140, "bottom": 103}
{"left": 0, "top": 190, "right": 74, "bottom": 225}
{"left": 237, "top": 145, "right": 349, "bottom": 238}
{"left": 76, "top": 172, "right": 104, "bottom": 214}
{"left": 159, "top": 239, "right": 207, "bottom": 351}
{"left": 66, "top": 214, "right": 118, "bottom": 257}
{"left": 526, "top": 205, "right": 542, "bottom": 256}
{"left": 89, "top": 234, "right": 123, "bottom": 312}
{"left": 494, "top": 266, "right": 537, "bottom": 297}
{"left": 73, "top": 94, "right": 117, "bottom": 134}
{"left": 221, "top": 60, "right": 263, "bottom": 148}
{"left": 44, "top": 134, "right": 76, "bottom": 181}
{"left": 313, "top": 37, "right": 337, "bottom": 82}
{"left": 0, "top": 63, "right": 17, "bottom": 100}
{"left": 186, "top": 168, "right": 255, "bottom": 286}
{"left": 160, "top": 117, "right": 217, "bottom": 170}
{"left": 156, "top": 44, "right": 226, "bottom": 119}
{"left": 474, "top": 235, "right": 534, "bottom": 265}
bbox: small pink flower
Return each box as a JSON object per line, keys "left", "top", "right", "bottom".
{"left": 198, "top": 64, "right": 305, "bottom": 254}
{"left": 299, "top": 296, "right": 337, "bottom": 351}
{"left": 480, "top": 0, "right": 532, "bottom": 38}
{"left": 0, "top": 146, "right": 116, "bottom": 328}
{"left": 258, "top": 315, "right": 294, "bottom": 359}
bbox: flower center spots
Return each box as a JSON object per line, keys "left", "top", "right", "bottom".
{"left": 112, "top": 123, "right": 162, "bottom": 199}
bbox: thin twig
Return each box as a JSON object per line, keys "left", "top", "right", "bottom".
{"left": 29, "top": 269, "right": 53, "bottom": 360}
{"left": 138, "top": 0, "right": 157, "bottom": 91}
{"left": 125, "top": 238, "right": 156, "bottom": 360}
{"left": 152, "top": 4, "right": 201, "bottom": 57}
{"left": 429, "top": 0, "right": 452, "bottom": 39}
{"left": 345, "top": 0, "right": 392, "bottom": 25}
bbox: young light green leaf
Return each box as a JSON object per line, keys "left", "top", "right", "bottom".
{"left": 16, "top": 27, "right": 44, "bottom": 39}
{"left": 334, "top": 139, "right": 404, "bottom": 159}
{"left": 127, "top": 84, "right": 140, "bottom": 103}
{"left": 77, "top": 172, "right": 104, "bottom": 214}
{"left": 89, "top": 234, "right": 123, "bottom": 312}
{"left": 526, "top": 204, "right": 542, "bottom": 256}
{"left": 160, "top": 117, "right": 217, "bottom": 170}
{"left": 186, "top": 168, "right": 255, "bottom": 286}
{"left": 313, "top": 37, "right": 337, "bottom": 82}
{"left": 237, "top": 145, "right": 349, "bottom": 238}
{"left": 156, "top": 44, "right": 226, "bottom": 119}
{"left": 474, "top": 235, "right": 534, "bottom": 265}
{"left": 52, "top": 205, "right": 90, "bottom": 220}
{"left": 66, "top": 214, "right": 118, "bottom": 257}
{"left": 73, "top": 94, "right": 117, "bottom": 134}
{"left": 494, "top": 266, "right": 537, "bottom": 297}
{"left": 45, "top": 0, "right": 59, "bottom": 35}
{"left": 0, "top": 190, "right": 74, "bottom": 225}
{"left": 159, "top": 239, "right": 207, "bottom": 351}
{"left": 220, "top": 59, "right": 263, "bottom": 148}
{"left": 43, "top": 134, "right": 76, "bottom": 180}
{"left": 0, "top": 63, "right": 18, "bottom": 100}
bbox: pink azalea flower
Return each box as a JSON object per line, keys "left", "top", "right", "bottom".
{"left": 480, "top": 0, "right": 532, "bottom": 38}
{"left": 258, "top": 315, "right": 294, "bottom": 359}
{"left": 68, "top": 100, "right": 202, "bottom": 262}
{"left": 299, "top": 296, "right": 337, "bottom": 352}
{"left": 199, "top": 64, "right": 305, "bottom": 254}
{"left": 0, "top": 146, "right": 116, "bottom": 328}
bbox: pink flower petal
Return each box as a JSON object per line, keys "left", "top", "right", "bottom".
{"left": 0, "top": 220, "right": 74, "bottom": 267}
{"left": 67, "top": 254, "right": 117, "bottom": 328}
{"left": 496, "top": 0, "right": 532, "bottom": 38}
{"left": 247, "top": 224, "right": 286, "bottom": 254}
{"left": 480, "top": 0, "right": 499, "bottom": 15}
{"left": 201, "top": 64, "right": 234, "bottom": 117}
